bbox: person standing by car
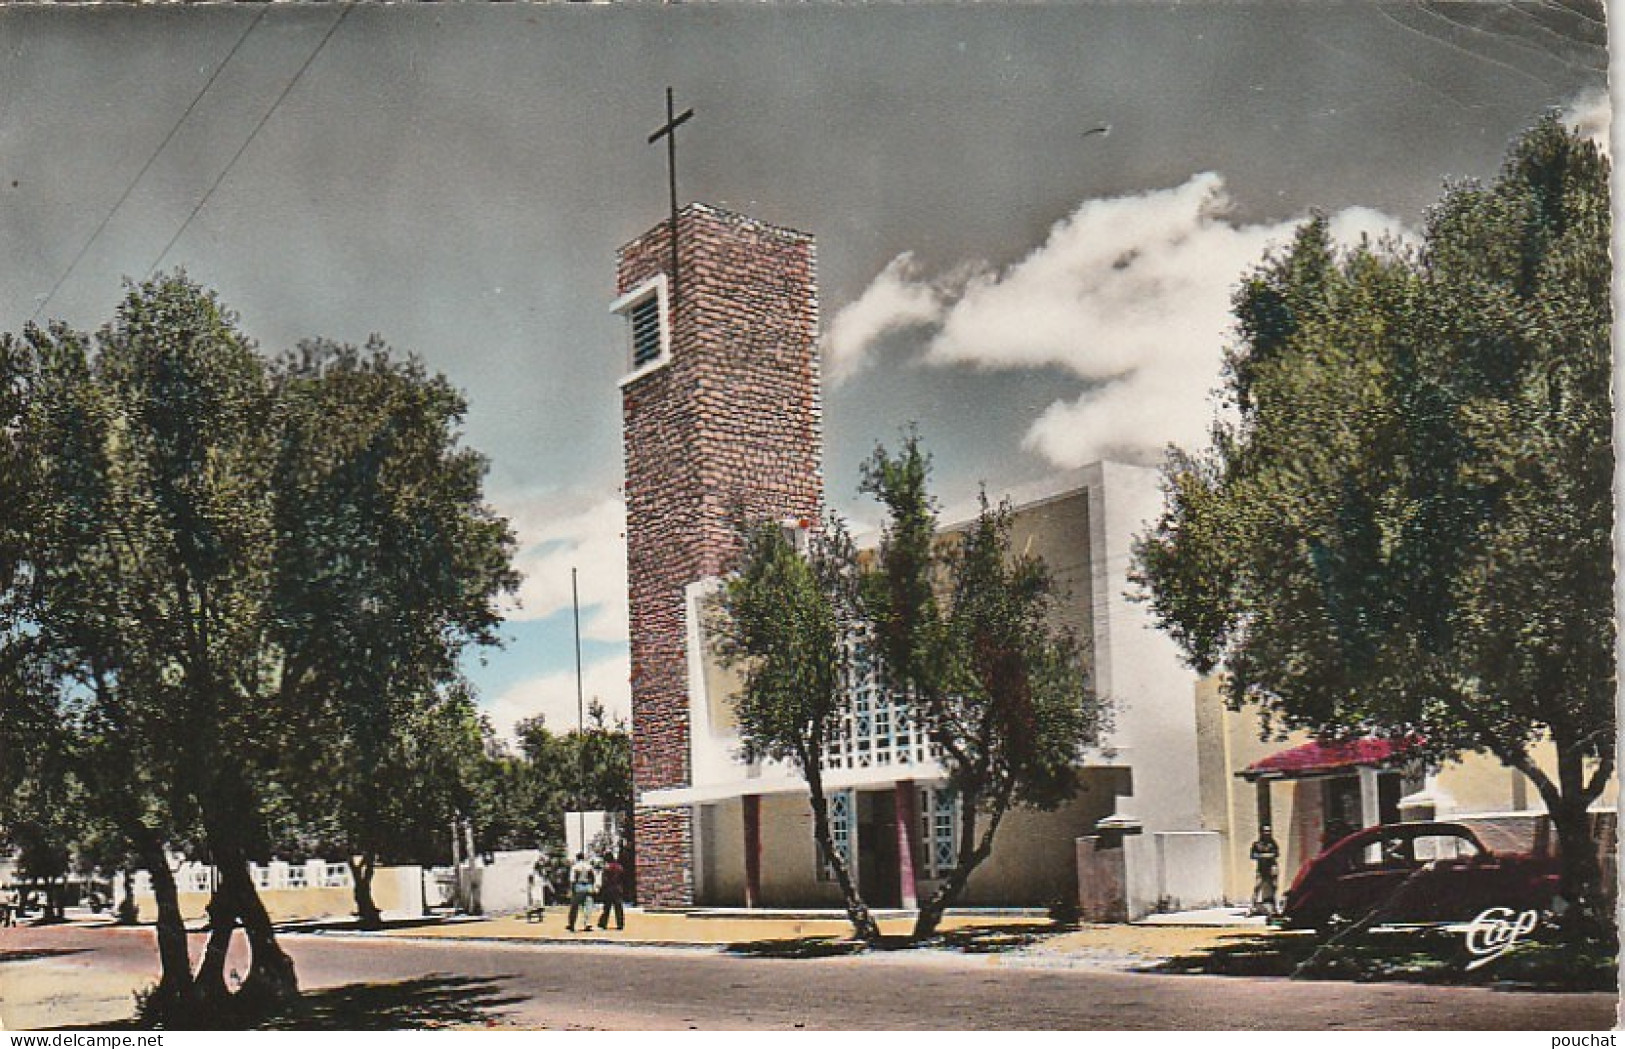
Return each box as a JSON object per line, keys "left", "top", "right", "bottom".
{"left": 565, "top": 852, "right": 597, "bottom": 932}
{"left": 595, "top": 854, "right": 626, "bottom": 931}
{"left": 1249, "top": 825, "right": 1281, "bottom": 917}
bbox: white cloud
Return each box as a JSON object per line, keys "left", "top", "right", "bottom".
{"left": 1563, "top": 87, "right": 1611, "bottom": 155}
{"left": 822, "top": 252, "right": 947, "bottom": 383}
{"left": 831, "top": 174, "right": 1408, "bottom": 467}
{"left": 492, "top": 490, "right": 629, "bottom": 643}
{"left": 485, "top": 651, "right": 632, "bottom": 743}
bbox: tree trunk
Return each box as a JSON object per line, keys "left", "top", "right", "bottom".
{"left": 1448, "top": 694, "right": 1613, "bottom": 942}
{"left": 116, "top": 868, "right": 140, "bottom": 925}
{"left": 911, "top": 785, "right": 1010, "bottom": 941}
{"left": 134, "top": 836, "right": 191, "bottom": 1023}
{"left": 42, "top": 878, "right": 65, "bottom": 923}
{"left": 349, "top": 853, "right": 382, "bottom": 930}
{"left": 1550, "top": 798, "right": 1609, "bottom": 941}
{"left": 213, "top": 845, "right": 299, "bottom": 1009}
{"left": 188, "top": 885, "right": 236, "bottom": 1014}
{"left": 806, "top": 765, "right": 881, "bottom": 943}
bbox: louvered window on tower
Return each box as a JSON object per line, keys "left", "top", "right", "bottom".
{"left": 610, "top": 273, "right": 672, "bottom": 378}
{"left": 630, "top": 294, "right": 663, "bottom": 367}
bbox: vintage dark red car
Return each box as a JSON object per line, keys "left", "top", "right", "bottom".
{"left": 1277, "top": 821, "right": 1561, "bottom": 931}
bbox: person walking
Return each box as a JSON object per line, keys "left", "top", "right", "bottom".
{"left": 595, "top": 855, "right": 626, "bottom": 931}
{"left": 565, "top": 852, "right": 597, "bottom": 932}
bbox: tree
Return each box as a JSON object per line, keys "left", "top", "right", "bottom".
{"left": 516, "top": 699, "right": 633, "bottom": 842}
{"left": 269, "top": 338, "right": 517, "bottom": 928}
{"left": 1, "top": 289, "right": 277, "bottom": 1014}
{"left": 1132, "top": 115, "right": 1614, "bottom": 935}
{"left": 0, "top": 275, "right": 518, "bottom": 1020}
{"left": 715, "top": 516, "right": 882, "bottom": 943}
{"left": 274, "top": 682, "right": 488, "bottom": 929}
{"left": 861, "top": 436, "right": 1106, "bottom": 939}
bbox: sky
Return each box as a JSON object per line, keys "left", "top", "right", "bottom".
{"left": 0, "top": 2, "right": 1610, "bottom": 740}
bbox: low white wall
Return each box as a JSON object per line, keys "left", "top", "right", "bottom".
{"left": 477, "top": 850, "right": 543, "bottom": 915}
{"left": 1154, "top": 831, "right": 1225, "bottom": 912}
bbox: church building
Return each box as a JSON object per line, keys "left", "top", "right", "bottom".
{"left": 607, "top": 90, "right": 1616, "bottom": 907}
{"left": 612, "top": 201, "right": 1230, "bottom": 914}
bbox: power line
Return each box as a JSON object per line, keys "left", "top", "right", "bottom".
{"left": 30, "top": 5, "right": 271, "bottom": 324}
{"left": 147, "top": 3, "right": 353, "bottom": 280}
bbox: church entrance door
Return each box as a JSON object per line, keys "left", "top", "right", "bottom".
{"left": 856, "top": 791, "right": 901, "bottom": 908}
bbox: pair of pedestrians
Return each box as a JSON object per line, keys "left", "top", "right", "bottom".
{"left": 566, "top": 853, "right": 626, "bottom": 932}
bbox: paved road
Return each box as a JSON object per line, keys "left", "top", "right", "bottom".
{"left": 0, "top": 924, "right": 1615, "bottom": 1031}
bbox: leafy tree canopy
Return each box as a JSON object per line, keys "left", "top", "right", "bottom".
{"left": 1132, "top": 115, "right": 1613, "bottom": 921}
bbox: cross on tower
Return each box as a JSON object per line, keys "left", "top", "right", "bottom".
{"left": 648, "top": 86, "right": 695, "bottom": 307}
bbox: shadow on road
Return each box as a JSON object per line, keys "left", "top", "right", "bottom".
{"left": 935, "top": 924, "right": 1054, "bottom": 954}
{"left": 724, "top": 936, "right": 869, "bottom": 959}
{"left": 0, "top": 947, "right": 90, "bottom": 963}
{"left": 724, "top": 923, "right": 1060, "bottom": 960}
{"left": 1151, "top": 928, "right": 1619, "bottom": 992}
{"left": 272, "top": 915, "right": 453, "bottom": 936}
{"left": 52, "top": 975, "right": 529, "bottom": 1032}
{"left": 257, "top": 974, "right": 528, "bottom": 1030}
{"left": 1150, "top": 931, "right": 1310, "bottom": 977}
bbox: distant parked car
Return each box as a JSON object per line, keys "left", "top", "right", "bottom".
{"left": 1278, "top": 821, "right": 1561, "bottom": 931}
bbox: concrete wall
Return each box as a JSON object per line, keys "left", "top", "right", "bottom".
{"left": 957, "top": 782, "right": 1116, "bottom": 907}
{"left": 1076, "top": 829, "right": 1224, "bottom": 919}
{"left": 477, "top": 850, "right": 542, "bottom": 915}
{"left": 758, "top": 793, "right": 844, "bottom": 907}
{"left": 1076, "top": 836, "right": 1128, "bottom": 922}
{"left": 1078, "top": 463, "right": 1206, "bottom": 838}
{"left": 1435, "top": 740, "right": 1570, "bottom": 815}
{"left": 1195, "top": 683, "right": 1318, "bottom": 901}
{"left": 1154, "top": 831, "right": 1225, "bottom": 913}
{"left": 133, "top": 864, "right": 422, "bottom": 923}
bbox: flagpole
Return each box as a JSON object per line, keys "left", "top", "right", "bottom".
{"left": 573, "top": 566, "right": 586, "bottom": 852}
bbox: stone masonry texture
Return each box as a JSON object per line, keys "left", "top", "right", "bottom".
{"left": 618, "top": 204, "right": 823, "bottom": 907}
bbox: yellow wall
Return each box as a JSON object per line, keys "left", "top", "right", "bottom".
{"left": 758, "top": 792, "right": 844, "bottom": 907}
{"left": 1001, "top": 490, "right": 1093, "bottom": 649}
{"left": 1436, "top": 739, "right": 1555, "bottom": 814}
{"left": 958, "top": 774, "right": 1117, "bottom": 906}
{"left": 697, "top": 796, "right": 748, "bottom": 905}
{"left": 132, "top": 867, "right": 420, "bottom": 923}
{"left": 698, "top": 772, "right": 1117, "bottom": 909}
{"left": 1195, "top": 679, "right": 1316, "bottom": 901}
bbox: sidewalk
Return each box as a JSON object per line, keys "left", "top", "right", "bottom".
{"left": 326, "top": 905, "right": 1274, "bottom": 970}
{"left": 364, "top": 907, "right": 1050, "bottom": 947}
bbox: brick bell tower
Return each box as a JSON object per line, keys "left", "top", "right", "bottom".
{"left": 613, "top": 202, "right": 823, "bottom": 907}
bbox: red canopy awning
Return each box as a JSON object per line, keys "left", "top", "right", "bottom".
{"left": 1239, "top": 736, "right": 1420, "bottom": 781}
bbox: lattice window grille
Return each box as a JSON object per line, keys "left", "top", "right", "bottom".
{"left": 824, "top": 629, "right": 933, "bottom": 772}
{"left": 919, "top": 787, "right": 958, "bottom": 879}
{"left": 819, "top": 789, "right": 854, "bottom": 881}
